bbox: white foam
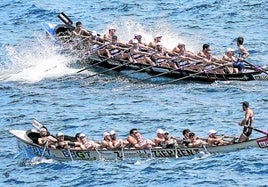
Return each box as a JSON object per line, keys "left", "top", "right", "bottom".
{"left": 0, "top": 35, "right": 78, "bottom": 83}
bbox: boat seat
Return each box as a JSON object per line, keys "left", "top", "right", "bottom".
{"left": 26, "top": 129, "right": 41, "bottom": 144}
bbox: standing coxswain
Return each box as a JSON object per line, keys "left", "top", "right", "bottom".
{"left": 238, "top": 101, "right": 254, "bottom": 142}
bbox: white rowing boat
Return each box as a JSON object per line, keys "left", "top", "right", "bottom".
{"left": 10, "top": 122, "right": 268, "bottom": 161}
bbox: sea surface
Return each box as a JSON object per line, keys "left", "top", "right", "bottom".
{"left": 0, "top": 0, "right": 268, "bottom": 186}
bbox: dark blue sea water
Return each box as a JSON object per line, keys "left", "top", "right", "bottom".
{"left": 1, "top": 0, "right": 268, "bottom": 186}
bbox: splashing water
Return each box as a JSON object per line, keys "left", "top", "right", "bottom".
{"left": 0, "top": 35, "right": 78, "bottom": 83}
{"left": 107, "top": 19, "right": 200, "bottom": 52}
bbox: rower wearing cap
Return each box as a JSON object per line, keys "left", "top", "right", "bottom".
{"left": 76, "top": 133, "right": 100, "bottom": 150}
{"left": 103, "top": 26, "right": 117, "bottom": 41}
{"left": 221, "top": 47, "right": 238, "bottom": 73}
{"left": 148, "top": 35, "right": 162, "bottom": 49}
{"left": 129, "top": 34, "right": 147, "bottom": 48}
{"left": 100, "top": 132, "right": 114, "bottom": 149}
{"left": 152, "top": 42, "right": 178, "bottom": 69}
{"left": 55, "top": 132, "right": 69, "bottom": 149}
{"left": 153, "top": 128, "right": 165, "bottom": 146}
{"left": 207, "top": 129, "right": 236, "bottom": 146}
{"left": 37, "top": 127, "right": 57, "bottom": 148}
{"left": 238, "top": 101, "right": 254, "bottom": 142}
{"left": 130, "top": 39, "right": 156, "bottom": 66}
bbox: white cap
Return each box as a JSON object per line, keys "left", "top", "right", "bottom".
{"left": 40, "top": 128, "right": 47, "bottom": 132}
{"left": 154, "top": 34, "right": 162, "bottom": 38}
{"left": 57, "top": 132, "right": 64, "bottom": 137}
{"left": 110, "top": 130, "right": 116, "bottom": 135}
{"left": 79, "top": 133, "right": 86, "bottom": 138}
{"left": 226, "top": 48, "right": 234, "bottom": 52}
{"left": 156, "top": 128, "right": 165, "bottom": 134}
{"left": 103, "top": 132, "right": 110, "bottom": 138}
{"left": 92, "top": 30, "right": 97, "bottom": 36}
{"left": 164, "top": 131, "right": 169, "bottom": 134}
{"left": 132, "top": 39, "right": 138, "bottom": 44}
{"left": 177, "top": 42, "right": 185, "bottom": 46}
{"left": 109, "top": 26, "right": 116, "bottom": 30}
{"left": 209, "top": 129, "right": 217, "bottom": 135}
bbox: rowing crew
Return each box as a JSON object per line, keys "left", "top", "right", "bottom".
{"left": 37, "top": 127, "right": 239, "bottom": 151}
{"left": 66, "top": 21, "right": 251, "bottom": 74}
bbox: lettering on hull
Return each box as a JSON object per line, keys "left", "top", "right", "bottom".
{"left": 257, "top": 137, "right": 268, "bottom": 148}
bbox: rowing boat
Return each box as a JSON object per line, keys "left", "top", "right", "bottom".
{"left": 42, "top": 19, "right": 268, "bottom": 83}
{"left": 9, "top": 122, "right": 268, "bottom": 161}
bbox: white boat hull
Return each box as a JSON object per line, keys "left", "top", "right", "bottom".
{"left": 10, "top": 129, "right": 268, "bottom": 161}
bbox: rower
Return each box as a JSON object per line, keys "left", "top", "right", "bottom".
{"left": 129, "top": 33, "right": 147, "bottom": 48}
{"left": 207, "top": 129, "right": 237, "bottom": 146}
{"left": 153, "top": 128, "right": 166, "bottom": 147}
{"left": 151, "top": 42, "right": 177, "bottom": 69}
{"left": 101, "top": 35, "right": 133, "bottom": 62}
{"left": 130, "top": 39, "right": 156, "bottom": 66}
{"left": 37, "top": 128, "right": 57, "bottom": 149}
{"left": 103, "top": 26, "right": 117, "bottom": 41}
{"left": 110, "top": 130, "right": 129, "bottom": 148}
{"left": 187, "top": 132, "right": 208, "bottom": 148}
{"left": 148, "top": 35, "right": 162, "bottom": 49}
{"left": 221, "top": 48, "right": 238, "bottom": 73}
{"left": 99, "top": 132, "right": 114, "bottom": 149}
{"left": 72, "top": 21, "right": 91, "bottom": 39}
{"left": 75, "top": 133, "right": 100, "bottom": 150}
{"left": 127, "top": 128, "right": 155, "bottom": 149}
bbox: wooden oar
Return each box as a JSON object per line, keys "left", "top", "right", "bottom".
{"left": 244, "top": 125, "right": 268, "bottom": 135}
{"left": 76, "top": 58, "right": 108, "bottom": 73}
{"left": 160, "top": 64, "right": 225, "bottom": 85}
{"left": 58, "top": 12, "right": 74, "bottom": 29}
{"left": 39, "top": 141, "right": 48, "bottom": 161}
{"left": 133, "top": 67, "right": 179, "bottom": 83}
{"left": 127, "top": 64, "right": 154, "bottom": 75}
{"left": 84, "top": 60, "right": 134, "bottom": 79}
{"left": 242, "top": 60, "right": 268, "bottom": 75}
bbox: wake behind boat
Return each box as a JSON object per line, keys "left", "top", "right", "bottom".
{"left": 41, "top": 13, "right": 268, "bottom": 83}
{"left": 10, "top": 120, "right": 268, "bottom": 161}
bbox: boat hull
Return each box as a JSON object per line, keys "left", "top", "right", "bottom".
{"left": 10, "top": 129, "right": 268, "bottom": 161}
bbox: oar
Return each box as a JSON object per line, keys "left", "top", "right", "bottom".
{"left": 77, "top": 58, "right": 108, "bottom": 73}
{"left": 67, "top": 146, "right": 74, "bottom": 161}
{"left": 58, "top": 12, "right": 75, "bottom": 29}
{"left": 127, "top": 64, "right": 154, "bottom": 75}
{"left": 133, "top": 67, "right": 179, "bottom": 83}
{"left": 242, "top": 60, "right": 268, "bottom": 75}
{"left": 39, "top": 141, "right": 48, "bottom": 161}
{"left": 76, "top": 44, "right": 110, "bottom": 73}
{"left": 160, "top": 64, "right": 225, "bottom": 85}
{"left": 244, "top": 125, "right": 268, "bottom": 136}
{"left": 84, "top": 60, "right": 134, "bottom": 79}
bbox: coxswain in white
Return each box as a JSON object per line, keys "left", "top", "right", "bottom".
{"left": 237, "top": 36, "right": 250, "bottom": 60}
